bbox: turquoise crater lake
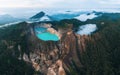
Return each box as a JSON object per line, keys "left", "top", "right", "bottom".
{"left": 35, "top": 27, "right": 59, "bottom": 41}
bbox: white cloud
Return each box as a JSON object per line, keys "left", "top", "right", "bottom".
{"left": 77, "top": 24, "right": 97, "bottom": 35}
{"left": 74, "top": 13, "right": 98, "bottom": 22}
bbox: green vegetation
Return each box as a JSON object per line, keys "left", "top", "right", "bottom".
{"left": 68, "top": 13, "right": 120, "bottom": 75}
{"left": 0, "top": 22, "right": 34, "bottom": 75}
{"left": 49, "top": 19, "right": 86, "bottom": 32}
{"left": 0, "top": 13, "right": 120, "bottom": 75}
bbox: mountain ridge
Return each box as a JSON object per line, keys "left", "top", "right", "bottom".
{"left": 0, "top": 14, "right": 25, "bottom": 25}
{"left": 30, "top": 11, "right": 45, "bottom": 19}
{"left": 0, "top": 11, "right": 120, "bottom": 75}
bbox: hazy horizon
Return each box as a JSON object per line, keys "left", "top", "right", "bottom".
{"left": 0, "top": 0, "right": 120, "bottom": 18}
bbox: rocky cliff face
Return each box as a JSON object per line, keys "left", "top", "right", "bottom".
{"left": 19, "top": 23, "right": 93, "bottom": 75}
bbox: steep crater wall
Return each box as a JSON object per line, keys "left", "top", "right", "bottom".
{"left": 22, "top": 22, "right": 98, "bottom": 75}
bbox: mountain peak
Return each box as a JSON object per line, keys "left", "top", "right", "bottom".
{"left": 30, "top": 11, "right": 45, "bottom": 19}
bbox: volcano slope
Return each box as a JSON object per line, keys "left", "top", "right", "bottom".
{"left": 0, "top": 13, "right": 120, "bottom": 75}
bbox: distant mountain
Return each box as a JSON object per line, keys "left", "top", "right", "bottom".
{"left": 50, "top": 13, "right": 79, "bottom": 21}
{"left": 29, "top": 11, "right": 52, "bottom": 22}
{"left": 30, "top": 11, "right": 45, "bottom": 19}
{"left": 0, "top": 14, "right": 25, "bottom": 25}
{"left": 39, "top": 15, "right": 51, "bottom": 21}
{"left": 28, "top": 11, "right": 103, "bottom": 23}
{"left": 29, "top": 11, "right": 82, "bottom": 22}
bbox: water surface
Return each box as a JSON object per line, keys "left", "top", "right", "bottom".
{"left": 35, "top": 27, "right": 59, "bottom": 41}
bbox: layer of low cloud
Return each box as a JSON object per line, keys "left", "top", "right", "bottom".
{"left": 77, "top": 24, "right": 97, "bottom": 35}
{"left": 74, "top": 13, "right": 98, "bottom": 22}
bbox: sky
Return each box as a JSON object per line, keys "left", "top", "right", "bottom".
{"left": 0, "top": 0, "right": 120, "bottom": 18}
